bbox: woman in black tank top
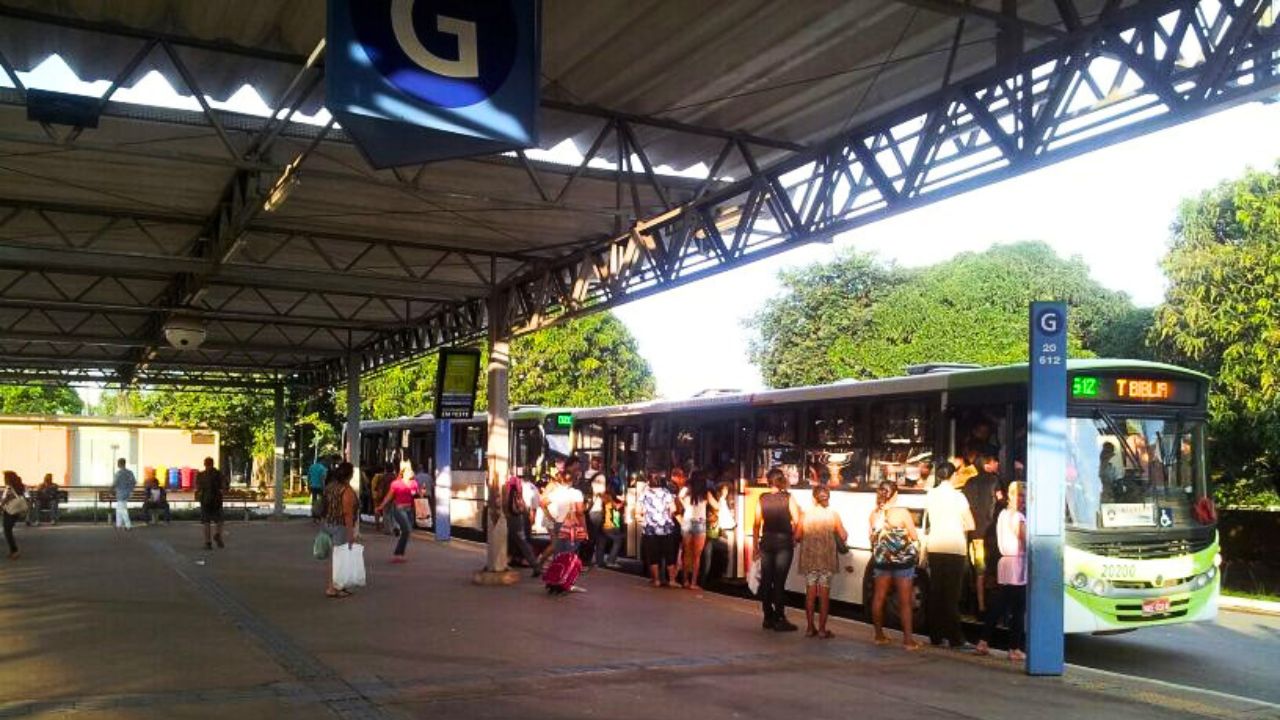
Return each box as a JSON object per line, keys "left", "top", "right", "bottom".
{"left": 753, "top": 468, "right": 802, "bottom": 631}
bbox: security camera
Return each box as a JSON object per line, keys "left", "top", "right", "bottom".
{"left": 164, "top": 318, "right": 207, "bottom": 350}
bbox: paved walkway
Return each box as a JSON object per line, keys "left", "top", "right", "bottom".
{"left": 0, "top": 522, "right": 1273, "bottom": 720}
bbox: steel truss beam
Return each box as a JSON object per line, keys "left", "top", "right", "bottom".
{"left": 308, "top": 0, "right": 1280, "bottom": 386}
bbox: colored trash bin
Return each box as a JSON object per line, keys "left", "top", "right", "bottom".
{"left": 167, "top": 467, "right": 180, "bottom": 489}
{"left": 179, "top": 466, "right": 194, "bottom": 490}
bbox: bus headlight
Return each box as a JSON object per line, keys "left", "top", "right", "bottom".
{"left": 1071, "top": 573, "right": 1089, "bottom": 590}
{"left": 1206, "top": 566, "right": 1216, "bottom": 580}
{"left": 1192, "top": 574, "right": 1208, "bottom": 589}
{"left": 1213, "top": 553, "right": 1222, "bottom": 568}
{"left": 1091, "top": 579, "right": 1110, "bottom": 596}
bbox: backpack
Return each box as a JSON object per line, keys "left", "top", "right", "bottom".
{"left": 505, "top": 477, "right": 528, "bottom": 516}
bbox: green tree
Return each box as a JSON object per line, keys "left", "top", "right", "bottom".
{"left": 1153, "top": 163, "right": 1280, "bottom": 503}
{"left": 339, "top": 311, "right": 655, "bottom": 419}
{"left": 134, "top": 389, "right": 273, "bottom": 466}
{"left": 0, "top": 385, "right": 84, "bottom": 415}
{"left": 749, "top": 241, "right": 1153, "bottom": 386}
{"left": 746, "top": 249, "right": 898, "bottom": 387}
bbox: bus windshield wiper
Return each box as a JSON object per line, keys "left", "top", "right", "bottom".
{"left": 1095, "top": 409, "right": 1144, "bottom": 469}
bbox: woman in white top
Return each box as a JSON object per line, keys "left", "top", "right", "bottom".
{"left": 976, "top": 481, "right": 1027, "bottom": 660}
{"left": 923, "top": 462, "right": 975, "bottom": 649}
{"left": 678, "top": 470, "right": 714, "bottom": 590}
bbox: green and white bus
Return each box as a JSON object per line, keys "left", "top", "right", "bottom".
{"left": 571, "top": 360, "right": 1219, "bottom": 633}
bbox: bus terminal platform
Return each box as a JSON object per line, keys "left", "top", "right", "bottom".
{"left": 0, "top": 522, "right": 1269, "bottom": 720}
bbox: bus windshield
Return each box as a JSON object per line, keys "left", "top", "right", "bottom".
{"left": 1065, "top": 415, "right": 1210, "bottom": 531}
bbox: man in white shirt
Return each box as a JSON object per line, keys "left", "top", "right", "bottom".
{"left": 923, "top": 462, "right": 975, "bottom": 649}
{"left": 112, "top": 458, "right": 136, "bottom": 531}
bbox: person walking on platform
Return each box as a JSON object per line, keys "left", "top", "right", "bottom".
{"left": 869, "top": 480, "right": 922, "bottom": 650}
{"left": 976, "top": 481, "right": 1028, "bottom": 661}
{"left": 377, "top": 460, "right": 421, "bottom": 563}
{"left": 307, "top": 455, "right": 330, "bottom": 523}
{"left": 583, "top": 456, "right": 607, "bottom": 568}
{"left": 753, "top": 467, "right": 801, "bottom": 631}
{"left": 595, "top": 484, "right": 625, "bottom": 569}
{"left": 799, "top": 485, "right": 851, "bottom": 638}
{"left": 195, "top": 457, "right": 228, "bottom": 550}
{"left": 113, "top": 458, "right": 136, "bottom": 531}
{"left": 2, "top": 471, "right": 25, "bottom": 559}
{"left": 924, "top": 462, "right": 975, "bottom": 650}
{"left": 504, "top": 474, "right": 541, "bottom": 576}
{"left": 323, "top": 463, "right": 359, "bottom": 599}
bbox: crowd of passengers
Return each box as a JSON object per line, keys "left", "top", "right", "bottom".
{"left": 492, "top": 446, "right": 1025, "bottom": 658}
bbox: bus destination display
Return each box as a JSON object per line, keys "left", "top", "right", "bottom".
{"left": 1070, "top": 374, "right": 1198, "bottom": 405}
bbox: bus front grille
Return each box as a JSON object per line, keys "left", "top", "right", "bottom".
{"left": 1074, "top": 533, "right": 1213, "bottom": 560}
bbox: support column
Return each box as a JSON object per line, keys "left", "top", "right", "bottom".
{"left": 346, "top": 355, "right": 361, "bottom": 493}
{"left": 272, "top": 385, "right": 286, "bottom": 518}
{"left": 476, "top": 290, "right": 517, "bottom": 585}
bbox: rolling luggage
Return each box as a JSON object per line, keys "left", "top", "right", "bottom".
{"left": 543, "top": 551, "right": 581, "bottom": 595}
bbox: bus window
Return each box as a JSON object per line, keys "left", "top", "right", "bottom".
{"left": 452, "top": 424, "right": 486, "bottom": 471}
{"left": 513, "top": 424, "right": 540, "bottom": 481}
{"left": 645, "top": 417, "right": 672, "bottom": 472}
{"left": 673, "top": 423, "right": 696, "bottom": 470}
{"left": 608, "top": 424, "right": 643, "bottom": 486}
{"left": 755, "top": 408, "right": 801, "bottom": 486}
{"left": 870, "top": 400, "right": 933, "bottom": 490}
{"left": 576, "top": 421, "right": 604, "bottom": 468}
{"left": 806, "top": 403, "right": 868, "bottom": 488}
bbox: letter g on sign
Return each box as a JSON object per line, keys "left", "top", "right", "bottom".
{"left": 1037, "top": 308, "right": 1063, "bottom": 336}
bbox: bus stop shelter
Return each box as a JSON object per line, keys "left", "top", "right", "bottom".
{"left": 0, "top": 0, "right": 1275, "bottom": 579}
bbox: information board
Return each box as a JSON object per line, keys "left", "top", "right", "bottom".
{"left": 432, "top": 348, "right": 481, "bottom": 419}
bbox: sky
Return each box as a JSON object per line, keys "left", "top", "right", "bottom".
{"left": 614, "top": 101, "right": 1280, "bottom": 399}
{"left": 9, "top": 55, "right": 1280, "bottom": 405}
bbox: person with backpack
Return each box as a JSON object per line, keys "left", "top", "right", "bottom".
{"left": 504, "top": 474, "right": 541, "bottom": 576}
{"left": 868, "top": 480, "right": 922, "bottom": 650}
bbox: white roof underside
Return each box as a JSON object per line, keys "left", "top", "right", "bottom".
{"left": 0, "top": 0, "right": 1126, "bottom": 383}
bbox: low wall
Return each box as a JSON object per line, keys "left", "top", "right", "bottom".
{"left": 1219, "top": 509, "right": 1280, "bottom": 595}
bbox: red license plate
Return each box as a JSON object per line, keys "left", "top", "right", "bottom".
{"left": 1142, "top": 598, "right": 1171, "bottom": 615}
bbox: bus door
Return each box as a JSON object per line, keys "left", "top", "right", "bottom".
{"left": 408, "top": 430, "right": 434, "bottom": 475}
{"left": 948, "top": 386, "right": 1023, "bottom": 486}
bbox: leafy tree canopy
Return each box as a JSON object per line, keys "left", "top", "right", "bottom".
{"left": 1153, "top": 162, "right": 1280, "bottom": 501}
{"left": 749, "top": 241, "right": 1151, "bottom": 386}
{"left": 338, "top": 311, "right": 655, "bottom": 419}
{"left": 0, "top": 385, "right": 84, "bottom": 415}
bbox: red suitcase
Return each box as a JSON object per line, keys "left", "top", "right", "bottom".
{"left": 543, "top": 552, "right": 581, "bottom": 595}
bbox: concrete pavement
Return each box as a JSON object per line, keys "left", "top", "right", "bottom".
{"left": 0, "top": 521, "right": 1275, "bottom": 720}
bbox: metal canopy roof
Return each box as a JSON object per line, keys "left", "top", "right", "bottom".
{"left": 0, "top": 1, "right": 1275, "bottom": 390}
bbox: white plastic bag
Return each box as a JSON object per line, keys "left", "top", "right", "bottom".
{"left": 746, "top": 556, "right": 761, "bottom": 596}
{"left": 332, "top": 543, "right": 367, "bottom": 590}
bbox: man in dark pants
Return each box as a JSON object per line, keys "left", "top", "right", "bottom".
{"left": 504, "top": 475, "right": 541, "bottom": 576}
{"left": 962, "top": 454, "right": 1000, "bottom": 613}
{"left": 195, "top": 457, "right": 229, "bottom": 550}
{"left": 924, "top": 463, "right": 975, "bottom": 649}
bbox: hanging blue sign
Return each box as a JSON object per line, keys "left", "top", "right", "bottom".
{"left": 1027, "top": 301, "right": 1067, "bottom": 676}
{"left": 326, "top": 0, "right": 540, "bottom": 168}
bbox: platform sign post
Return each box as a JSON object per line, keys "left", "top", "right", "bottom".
{"left": 1027, "top": 302, "right": 1067, "bottom": 676}
{"left": 433, "top": 419, "right": 451, "bottom": 542}
{"left": 431, "top": 348, "right": 480, "bottom": 542}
